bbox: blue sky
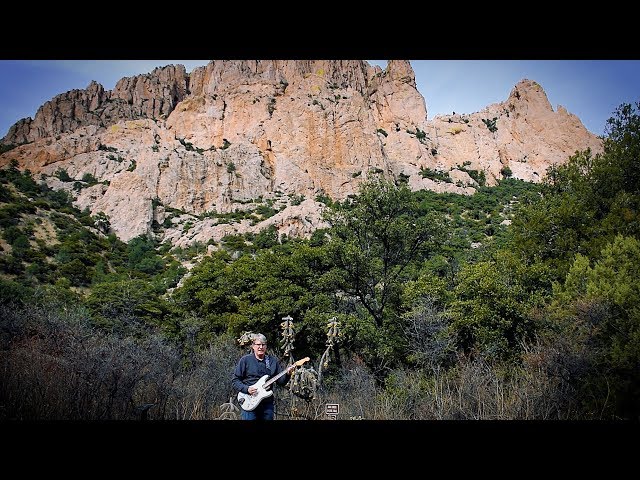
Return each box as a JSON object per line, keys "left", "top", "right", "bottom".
{"left": 1, "top": 60, "right": 638, "bottom": 139}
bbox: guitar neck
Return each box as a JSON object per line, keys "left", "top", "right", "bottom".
{"left": 263, "top": 368, "right": 289, "bottom": 389}
{"left": 262, "top": 357, "right": 309, "bottom": 389}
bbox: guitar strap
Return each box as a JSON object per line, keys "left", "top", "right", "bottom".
{"left": 265, "top": 355, "right": 271, "bottom": 371}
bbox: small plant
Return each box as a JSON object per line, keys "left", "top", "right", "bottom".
{"left": 81, "top": 173, "right": 99, "bottom": 185}
{"left": 376, "top": 128, "right": 388, "bottom": 137}
{"left": 178, "top": 138, "right": 195, "bottom": 151}
{"left": 419, "top": 167, "right": 452, "bottom": 183}
{"left": 98, "top": 144, "right": 118, "bottom": 152}
{"left": 468, "top": 170, "right": 487, "bottom": 187}
{"left": 54, "top": 168, "right": 72, "bottom": 182}
{"left": 482, "top": 117, "right": 498, "bottom": 133}
{"left": 397, "top": 172, "right": 410, "bottom": 185}
{"left": 290, "top": 194, "right": 305, "bottom": 206}
{"left": 315, "top": 192, "right": 333, "bottom": 206}
{"left": 457, "top": 162, "right": 486, "bottom": 186}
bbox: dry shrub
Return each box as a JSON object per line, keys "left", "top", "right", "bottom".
{"left": 0, "top": 302, "right": 238, "bottom": 420}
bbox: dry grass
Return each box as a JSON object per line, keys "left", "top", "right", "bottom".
{"left": 0, "top": 302, "right": 587, "bottom": 421}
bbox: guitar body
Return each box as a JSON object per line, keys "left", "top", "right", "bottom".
{"left": 237, "top": 375, "right": 274, "bottom": 411}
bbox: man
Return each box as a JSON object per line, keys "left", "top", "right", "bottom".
{"left": 232, "top": 333, "right": 294, "bottom": 420}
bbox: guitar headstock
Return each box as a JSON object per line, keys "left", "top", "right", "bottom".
{"left": 294, "top": 357, "right": 310, "bottom": 368}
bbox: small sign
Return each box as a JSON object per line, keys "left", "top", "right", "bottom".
{"left": 325, "top": 403, "right": 339, "bottom": 415}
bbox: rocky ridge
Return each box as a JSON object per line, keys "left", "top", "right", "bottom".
{"left": 0, "top": 60, "right": 603, "bottom": 245}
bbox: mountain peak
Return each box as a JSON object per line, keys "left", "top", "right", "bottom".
{"left": 0, "top": 61, "right": 602, "bottom": 244}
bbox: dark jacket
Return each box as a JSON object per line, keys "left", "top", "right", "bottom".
{"left": 232, "top": 353, "right": 290, "bottom": 396}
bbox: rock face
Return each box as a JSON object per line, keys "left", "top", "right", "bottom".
{"left": 5, "top": 65, "right": 189, "bottom": 145}
{"left": 0, "top": 60, "right": 603, "bottom": 244}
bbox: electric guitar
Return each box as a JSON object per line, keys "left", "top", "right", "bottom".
{"left": 237, "top": 357, "right": 310, "bottom": 411}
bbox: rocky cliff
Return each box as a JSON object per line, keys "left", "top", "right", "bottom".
{"left": 0, "top": 60, "right": 603, "bottom": 245}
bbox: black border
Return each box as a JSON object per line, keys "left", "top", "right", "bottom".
{"left": 4, "top": 11, "right": 639, "bottom": 60}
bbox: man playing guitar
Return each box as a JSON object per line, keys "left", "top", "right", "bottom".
{"left": 232, "top": 333, "right": 297, "bottom": 420}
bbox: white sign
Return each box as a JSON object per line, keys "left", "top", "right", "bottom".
{"left": 325, "top": 403, "right": 339, "bottom": 416}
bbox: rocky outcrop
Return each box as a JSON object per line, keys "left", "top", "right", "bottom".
{"left": 0, "top": 61, "right": 603, "bottom": 244}
{"left": 428, "top": 79, "right": 602, "bottom": 184}
{"left": 3, "top": 65, "right": 189, "bottom": 145}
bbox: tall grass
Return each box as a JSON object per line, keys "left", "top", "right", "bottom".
{"left": 0, "top": 301, "right": 587, "bottom": 421}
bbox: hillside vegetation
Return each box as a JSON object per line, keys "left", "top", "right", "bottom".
{"left": 1, "top": 102, "right": 638, "bottom": 420}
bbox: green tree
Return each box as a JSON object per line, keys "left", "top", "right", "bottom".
{"left": 325, "top": 178, "right": 445, "bottom": 328}
{"left": 601, "top": 101, "right": 640, "bottom": 199}
{"left": 510, "top": 101, "right": 640, "bottom": 280}
{"left": 0, "top": 278, "right": 33, "bottom": 305}
{"left": 447, "top": 250, "right": 552, "bottom": 360}
{"left": 85, "top": 278, "right": 167, "bottom": 334}
{"left": 321, "top": 179, "right": 447, "bottom": 373}
{"left": 549, "top": 235, "right": 640, "bottom": 419}
{"left": 171, "top": 244, "right": 335, "bottom": 355}
{"left": 126, "top": 235, "right": 165, "bottom": 274}
{"left": 253, "top": 225, "right": 278, "bottom": 249}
